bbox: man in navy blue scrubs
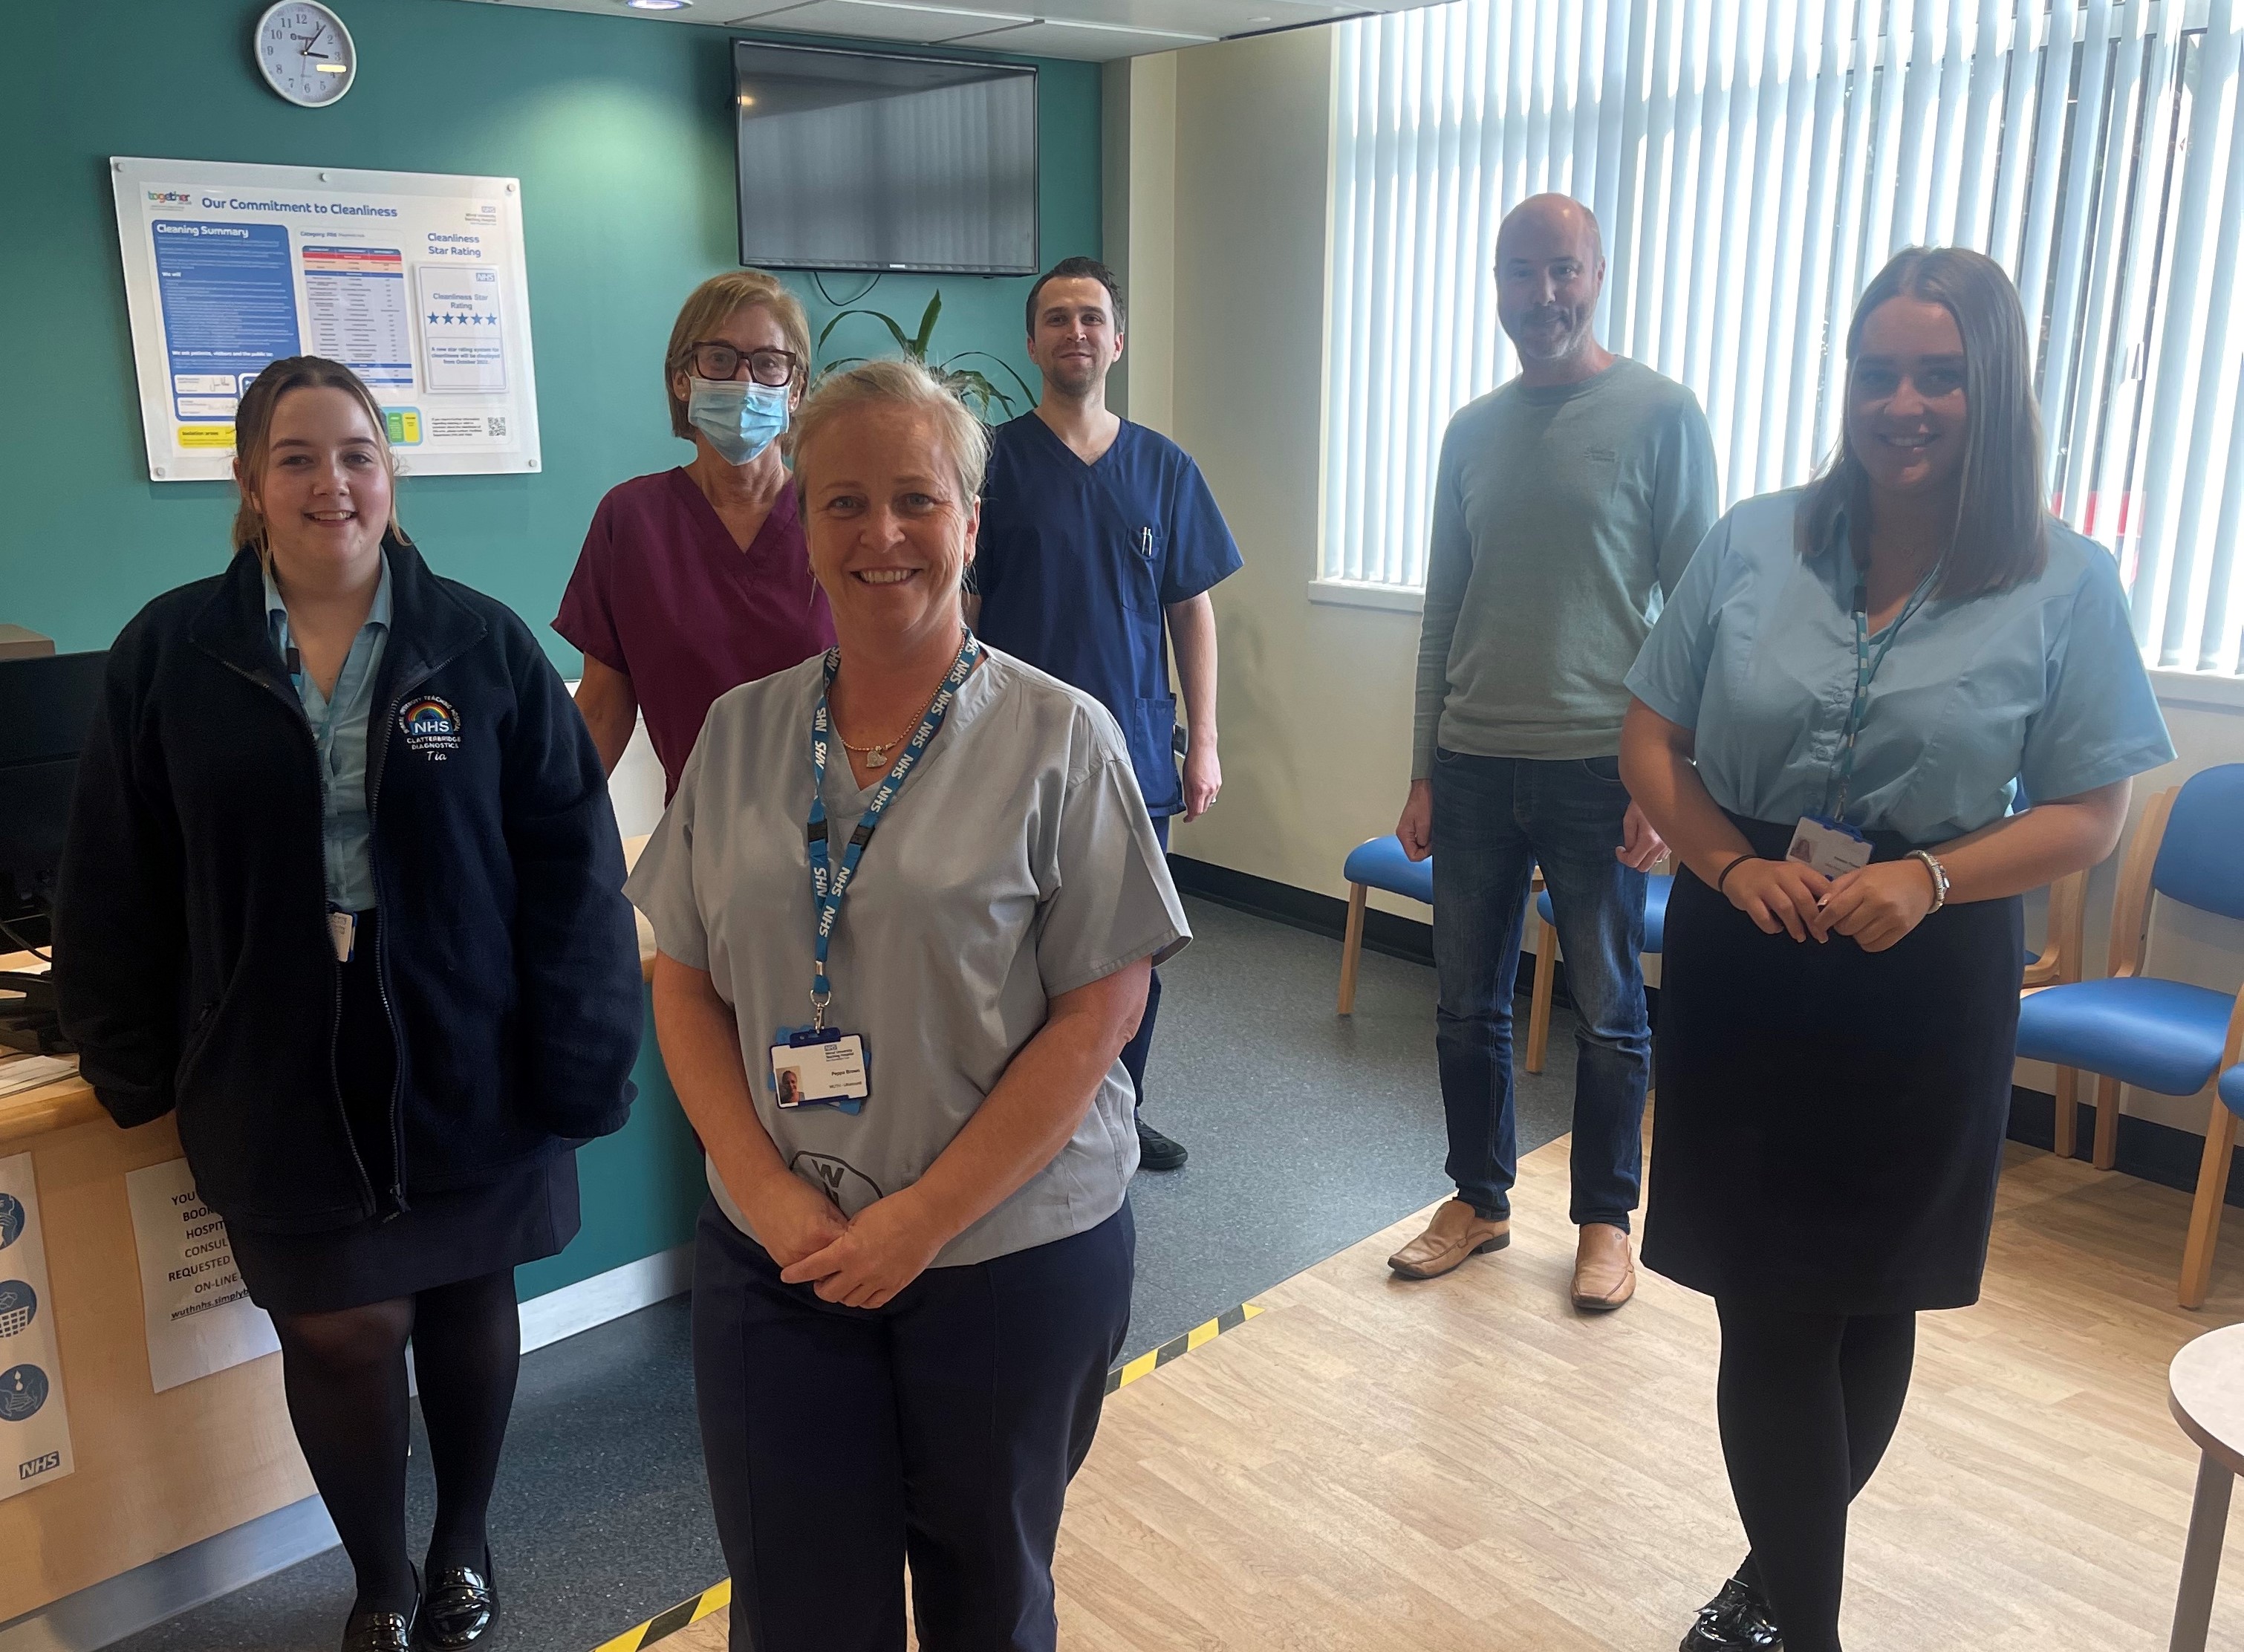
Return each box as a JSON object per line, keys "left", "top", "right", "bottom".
{"left": 971, "top": 256, "right": 1242, "bottom": 1170}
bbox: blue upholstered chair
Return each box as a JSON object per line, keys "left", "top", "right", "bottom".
{"left": 1337, "top": 836, "right": 1434, "bottom": 1014}
{"left": 1524, "top": 874, "right": 1672, "bottom": 1073}
{"left": 2014, "top": 765, "right": 2244, "bottom": 1308}
{"left": 2019, "top": 867, "right": 2090, "bottom": 1154}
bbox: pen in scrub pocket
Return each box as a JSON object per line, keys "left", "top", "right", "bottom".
{"left": 1140, "top": 527, "right": 1153, "bottom": 558}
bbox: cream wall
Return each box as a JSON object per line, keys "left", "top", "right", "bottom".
{"left": 1119, "top": 23, "right": 2244, "bottom": 1142}
{"left": 1128, "top": 28, "right": 1429, "bottom": 917}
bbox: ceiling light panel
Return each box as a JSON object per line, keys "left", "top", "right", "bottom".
{"left": 721, "top": 0, "right": 1030, "bottom": 39}
{"left": 946, "top": 17, "right": 1215, "bottom": 56}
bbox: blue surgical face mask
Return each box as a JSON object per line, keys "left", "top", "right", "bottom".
{"left": 687, "top": 376, "right": 791, "bottom": 465}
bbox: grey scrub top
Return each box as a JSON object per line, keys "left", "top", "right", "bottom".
{"left": 627, "top": 644, "right": 1191, "bottom": 1269}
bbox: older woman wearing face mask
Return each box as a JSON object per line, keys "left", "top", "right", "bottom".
{"left": 557, "top": 270, "right": 836, "bottom": 799}
{"left": 628, "top": 358, "right": 1188, "bottom": 1652}
{"left": 57, "top": 356, "right": 641, "bottom": 1652}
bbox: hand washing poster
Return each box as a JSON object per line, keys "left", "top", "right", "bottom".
{"left": 110, "top": 156, "right": 542, "bottom": 482}
{"left": 125, "top": 1159, "right": 280, "bottom": 1394}
{"left": 0, "top": 1153, "right": 74, "bottom": 1503}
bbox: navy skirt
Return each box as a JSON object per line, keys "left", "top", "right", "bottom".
{"left": 1641, "top": 816, "right": 2024, "bottom": 1315}
{"left": 230, "top": 911, "right": 581, "bottom": 1316}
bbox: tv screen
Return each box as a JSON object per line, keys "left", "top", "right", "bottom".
{"left": 734, "top": 41, "right": 1038, "bottom": 276}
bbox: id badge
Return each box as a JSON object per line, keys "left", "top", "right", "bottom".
{"left": 327, "top": 909, "right": 357, "bottom": 963}
{"left": 1786, "top": 815, "right": 1873, "bottom": 878}
{"left": 769, "top": 1027, "right": 869, "bottom": 1113}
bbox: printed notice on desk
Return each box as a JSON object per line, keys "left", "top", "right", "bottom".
{"left": 0, "top": 1152, "right": 74, "bottom": 1502}
{"left": 125, "top": 1159, "right": 279, "bottom": 1394}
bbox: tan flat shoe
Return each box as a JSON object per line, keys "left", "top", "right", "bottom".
{"left": 1388, "top": 1199, "right": 1510, "bottom": 1280}
{"left": 1571, "top": 1221, "right": 1636, "bottom": 1311}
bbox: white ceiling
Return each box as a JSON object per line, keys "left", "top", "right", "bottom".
{"left": 455, "top": 0, "right": 1435, "bottom": 59}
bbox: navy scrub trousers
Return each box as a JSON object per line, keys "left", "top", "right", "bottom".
{"left": 692, "top": 1197, "right": 1136, "bottom": 1651}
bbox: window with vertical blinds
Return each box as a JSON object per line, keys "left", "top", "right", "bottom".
{"left": 1322, "top": 0, "right": 2244, "bottom": 676}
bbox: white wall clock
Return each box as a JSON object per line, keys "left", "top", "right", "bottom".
{"left": 255, "top": 1, "right": 358, "bottom": 108}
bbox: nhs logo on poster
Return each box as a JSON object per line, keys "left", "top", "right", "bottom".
{"left": 19, "top": 1449, "right": 60, "bottom": 1483}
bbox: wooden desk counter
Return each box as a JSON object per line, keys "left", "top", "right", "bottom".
{"left": 0, "top": 1061, "right": 312, "bottom": 1623}
{"left": 0, "top": 853, "right": 657, "bottom": 1624}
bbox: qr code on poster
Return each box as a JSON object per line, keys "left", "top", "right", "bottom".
{"left": 488, "top": 416, "right": 508, "bottom": 438}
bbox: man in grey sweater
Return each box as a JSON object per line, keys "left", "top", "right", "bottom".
{"left": 1387, "top": 195, "right": 1718, "bottom": 1310}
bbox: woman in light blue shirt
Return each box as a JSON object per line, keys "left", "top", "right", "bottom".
{"left": 1620, "top": 250, "right": 2172, "bottom": 1652}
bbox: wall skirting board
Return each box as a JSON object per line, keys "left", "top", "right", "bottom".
{"left": 0, "top": 1244, "right": 693, "bottom": 1652}
{"left": 2007, "top": 1089, "right": 2244, "bottom": 1210}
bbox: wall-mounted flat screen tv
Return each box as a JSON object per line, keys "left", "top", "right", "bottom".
{"left": 734, "top": 40, "right": 1038, "bottom": 276}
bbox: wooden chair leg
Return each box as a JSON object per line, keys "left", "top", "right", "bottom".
{"left": 1338, "top": 882, "right": 1367, "bottom": 1016}
{"left": 1526, "top": 918, "right": 1557, "bottom": 1075}
{"left": 2092, "top": 1071, "right": 2123, "bottom": 1171}
{"left": 2052, "top": 1066, "right": 2079, "bottom": 1160}
{"left": 2179, "top": 1100, "right": 2240, "bottom": 1310}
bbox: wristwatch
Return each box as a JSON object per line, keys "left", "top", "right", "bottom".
{"left": 1908, "top": 849, "right": 1950, "bottom": 913}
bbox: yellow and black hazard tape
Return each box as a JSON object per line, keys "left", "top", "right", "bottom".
{"left": 591, "top": 1578, "right": 729, "bottom": 1652}
{"left": 1105, "top": 1298, "right": 1263, "bottom": 1394}
{"left": 591, "top": 1301, "right": 1263, "bottom": 1652}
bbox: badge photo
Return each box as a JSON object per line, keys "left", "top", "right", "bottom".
{"left": 769, "top": 1030, "right": 870, "bottom": 1110}
{"left": 1787, "top": 815, "right": 1873, "bottom": 879}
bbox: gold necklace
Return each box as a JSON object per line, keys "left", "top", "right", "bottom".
{"left": 833, "top": 631, "right": 974, "bottom": 768}
{"left": 838, "top": 726, "right": 917, "bottom": 766}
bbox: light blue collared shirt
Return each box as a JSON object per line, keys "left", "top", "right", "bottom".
{"left": 1625, "top": 487, "right": 2175, "bottom": 845}
{"left": 264, "top": 558, "right": 393, "bottom": 912}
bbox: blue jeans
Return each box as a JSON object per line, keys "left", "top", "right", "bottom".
{"left": 1429, "top": 749, "right": 1651, "bottom": 1230}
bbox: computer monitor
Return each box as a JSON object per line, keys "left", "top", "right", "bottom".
{"left": 0, "top": 651, "right": 107, "bottom": 954}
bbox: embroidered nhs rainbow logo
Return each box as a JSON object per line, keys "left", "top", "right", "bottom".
{"left": 397, "top": 696, "right": 463, "bottom": 760}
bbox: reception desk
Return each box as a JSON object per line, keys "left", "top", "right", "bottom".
{"left": 0, "top": 881, "right": 659, "bottom": 1628}
{"left": 0, "top": 1060, "right": 313, "bottom": 1625}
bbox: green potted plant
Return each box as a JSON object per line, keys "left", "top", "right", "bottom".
{"left": 816, "top": 290, "right": 1039, "bottom": 420}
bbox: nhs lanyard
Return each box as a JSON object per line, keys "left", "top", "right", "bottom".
{"left": 1822, "top": 570, "right": 1936, "bottom": 825}
{"left": 804, "top": 631, "right": 980, "bottom": 1029}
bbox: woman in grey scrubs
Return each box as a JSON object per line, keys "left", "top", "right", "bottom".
{"left": 629, "top": 358, "right": 1188, "bottom": 1652}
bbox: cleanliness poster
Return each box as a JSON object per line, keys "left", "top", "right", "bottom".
{"left": 111, "top": 155, "right": 542, "bottom": 482}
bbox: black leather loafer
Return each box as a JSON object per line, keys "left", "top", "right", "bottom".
{"left": 417, "top": 1555, "right": 498, "bottom": 1649}
{"left": 1679, "top": 1575, "right": 1781, "bottom": 1651}
{"left": 341, "top": 1602, "right": 417, "bottom": 1652}
{"left": 1136, "top": 1116, "right": 1188, "bottom": 1171}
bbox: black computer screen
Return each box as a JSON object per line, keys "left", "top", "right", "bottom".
{"left": 0, "top": 651, "right": 107, "bottom": 951}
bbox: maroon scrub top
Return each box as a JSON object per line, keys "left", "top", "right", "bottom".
{"left": 555, "top": 467, "right": 834, "bottom": 799}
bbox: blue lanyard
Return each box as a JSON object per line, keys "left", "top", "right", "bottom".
{"left": 805, "top": 631, "right": 980, "bottom": 1028}
{"left": 1823, "top": 569, "right": 1936, "bottom": 825}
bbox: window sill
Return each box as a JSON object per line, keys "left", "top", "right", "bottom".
{"left": 1307, "top": 578, "right": 1424, "bottom": 614}
{"left": 2150, "top": 668, "right": 2244, "bottom": 715}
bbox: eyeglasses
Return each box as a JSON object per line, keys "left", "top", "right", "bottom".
{"left": 691, "top": 342, "right": 800, "bottom": 387}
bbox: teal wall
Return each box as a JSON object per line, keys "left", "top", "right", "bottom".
{"left": 3, "top": 0, "right": 1099, "bottom": 1298}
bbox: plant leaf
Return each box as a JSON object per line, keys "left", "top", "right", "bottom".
{"left": 943, "top": 350, "right": 1039, "bottom": 410}
{"left": 913, "top": 291, "right": 944, "bottom": 358}
{"left": 817, "top": 308, "right": 912, "bottom": 357}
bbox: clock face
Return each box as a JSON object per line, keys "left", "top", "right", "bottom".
{"left": 256, "top": 1, "right": 357, "bottom": 108}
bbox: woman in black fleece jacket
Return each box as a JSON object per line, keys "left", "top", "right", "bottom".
{"left": 56, "top": 358, "right": 641, "bottom": 1652}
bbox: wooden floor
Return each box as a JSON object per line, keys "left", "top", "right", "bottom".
{"left": 663, "top": 1136, "right": 2244, "bottom": 1650}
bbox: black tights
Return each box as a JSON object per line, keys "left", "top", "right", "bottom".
{"left": 1714, "top": 1298, "right": 1917, "bottom": 1652}
{"left": 270, "top": 1269, "right": 521, "bottom": 1616}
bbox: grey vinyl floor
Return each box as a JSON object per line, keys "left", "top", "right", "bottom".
{"left": 110, "top": 897, "right": 1588, "bottom": 1652}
